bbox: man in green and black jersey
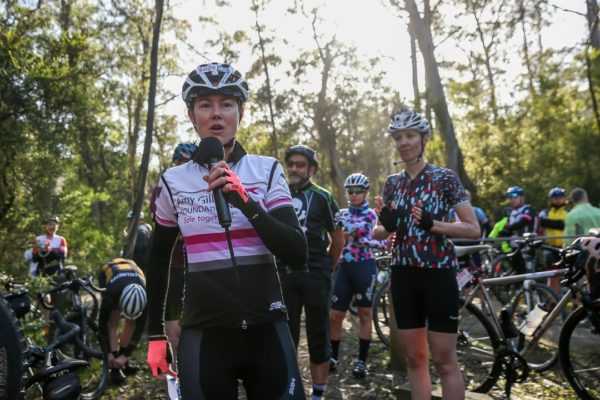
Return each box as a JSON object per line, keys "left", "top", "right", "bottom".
{"left": 279, "top": 145, "right": 345, "bottom": 400}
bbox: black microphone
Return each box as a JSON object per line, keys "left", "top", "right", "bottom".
{"left": 195, "top": 137, "right": 232, "bottom": 228}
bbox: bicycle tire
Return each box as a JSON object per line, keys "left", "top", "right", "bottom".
{"left": 56, "top": 312, "right": 109, "bottom": 399}
{"left": 0, "top": 295, "right": 26, "bottom": 400}
{"left": 509, "top": 282, "right": 563, "bottom": 371}
{"left": 489, "top": 254, "right": 519, "bottom": 304}
{"left": 559, "top": 304, "right": 600, "bottom": 400}
{"left": 372, "top": 279, "right": 391, "bottom": 347}
{"left": 456, "top": 299, "right": 502, "bottom": 393}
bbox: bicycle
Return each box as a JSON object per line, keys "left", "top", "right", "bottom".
{"left": 371, "top": 254, "right": 392, "bottom": 346}
{"left": 39, "top": 265, "right": 109, "bottom": 399}
{"left": 487, "top": 233, "right": 562, "bottom": 304}
{"left": 456, "top": 245, "right": 600, "bottom": 398}
{"left": 0, "top": 290, "right": 104, "bottom": 399}
{"left": 371, "top": 244, "right": 493, "bottom": 347}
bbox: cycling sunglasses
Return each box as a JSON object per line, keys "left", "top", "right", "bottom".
{"left": 286, "top": 160, "right": 308, "bottom": 168}
{"left": 347, "top": 189, "right": 366, "bottom": 195}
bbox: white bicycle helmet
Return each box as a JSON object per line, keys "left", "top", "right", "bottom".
{"left": 119, "top": 283, "right": 147, "bottom": 320}
{"left": 388, "top": 107, "right": 430, "bottom": 135}
{"left": 182, "top": 62, "right": 249, "bottom": 108}
{"left": 344, "top": 173, "right": 369, "bottom": 189}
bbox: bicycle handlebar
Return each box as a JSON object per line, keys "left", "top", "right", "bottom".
{"left": 51, "top": 310, "right": 103, "bottom": 358}
{"left": 46, "top": 310, "right": 80, "bottom": 352}
{"left": 39, "top": 276, "right": 105, "bottom": 308}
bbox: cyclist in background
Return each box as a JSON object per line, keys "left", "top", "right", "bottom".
{"left": 123, "top": 211, "right": 152, "bottom": 271}
{"left": 373, "top": 107, "right": 480, "bottom": 400}
{"left": 98, "top": 258, "right": 147, "bottom": 385}
{"left": 449, "top": 190, "right": 491, "bottom": 237}
{"left": 164, "top": 142, "right": 197, "bottom": 366}
{"left": 538, "top": 187, "right": 569, "bottom": 291}
{"left": 279, "top": 144, "right": 344, "bottom": 400}
{"left": 146, "top": 62, "right": 306, "bottom": 399}
{"left": 329, "top": 173, "right": 388, "bottom": 378}
{"left": 564, "top": 188, "right": 600, "bottom": 247}
{"left": 489, "top": 206, "right": 512, "bottom": 254}
{"left": 31, "top": 215, "right": 67, "bottom": 277}
{"left": 502, "top": 186, "right": 536, "bottom": 273}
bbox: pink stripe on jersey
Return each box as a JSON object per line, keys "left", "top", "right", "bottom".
{"left": 155, "top": 215, "right": 178, "bottom": 227}
{"left": 185, "top": 228, "right": 257, "bottom": 245}
{"left": 187, "top": 244, "right": 271, "bottom": 264}
{"left": 265, "top": 197, "right": 292, "bottom": 210}
{"left": 186, "top": 235, "right": 264, "bottom": 253}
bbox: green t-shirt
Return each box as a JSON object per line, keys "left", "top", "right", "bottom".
{"left": 563, "top": 203, "right": 600, "bottom": 247}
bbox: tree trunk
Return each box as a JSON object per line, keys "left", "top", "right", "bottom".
{"left": 404, "top": 0, "right": 474, "bottom": 191}
{"left": 408, "top": 20, "right": 421, "bottom": 112}
{"left": 252, "top": 0, "right": 279, "bottom": 158}
{"left": 519, "top": 0, "right": 536, "bottom": 94}
{"left": 587, "top": 0, "right": 600, "bottom": 48}
{"left": 123, "top": 0, "right": 163, "bottom": 259}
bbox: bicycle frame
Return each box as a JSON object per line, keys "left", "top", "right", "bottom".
{"left": 460, "top": 268, "right": 569, "bottom": 355}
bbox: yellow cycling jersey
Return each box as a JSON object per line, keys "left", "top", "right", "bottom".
{"left": 543, "top": 207, "right": 568, "bottom": 247}
{"left": 99, "top": 258, "right": 145, "bottom": 286}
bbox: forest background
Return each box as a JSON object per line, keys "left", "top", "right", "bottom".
{"left": 2, "top": 0, "right": 600, "bottom": 276}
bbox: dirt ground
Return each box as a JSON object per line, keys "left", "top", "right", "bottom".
{"left": 102, "top": 312, "right": 585, "bottom": 399}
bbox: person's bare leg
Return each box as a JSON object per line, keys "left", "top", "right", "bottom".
{"left": 398, "top": 328, "right": 431, "bottom": 400}
{"left": 357, "top": 307, "right": 372, "bottom": 340}
{"left": 429, "top": 330, "right": 465, "bottom": 400}
{"left": 310, "top": 361, "right": 329, "bottom": 386}
{"left": 329, "top": 310, "right": 345, "bottom": 341}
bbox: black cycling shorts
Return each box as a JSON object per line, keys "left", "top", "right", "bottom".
{"left": 177, "top": 321, "right": 305, "bottom": 399}
{"left": 331, "top": 259, "right": 377, "bottom": 311}
{"left": 165, "top": 267, "right": 185, "bottom": 321}
{"left": 391, "top": 266, "right": 459, "bottom": 333}
{"left": 279, "top": 269, "right": 332, "bottom": 364}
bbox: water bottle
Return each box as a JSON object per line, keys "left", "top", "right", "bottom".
{"left": 519, "top": 303, "right": 548, "bottom": 336}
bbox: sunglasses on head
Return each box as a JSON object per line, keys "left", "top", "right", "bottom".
{"left": 347, "top": 189, "right": 366, "bottom": 195}
{"left": 286, "top": 160, "right": 308, "bottom": 168}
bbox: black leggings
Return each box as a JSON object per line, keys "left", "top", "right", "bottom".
{"left": 177, "top": 321, "right": 305, "bottom": 399}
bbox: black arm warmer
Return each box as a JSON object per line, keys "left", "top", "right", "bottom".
{"left": 239, "top": 200, "right": 307, "bottom": 269}
{"left": 98, "top": 302, "right": 111, "bottom": 350}
{"left": 539, "top": 217, "right": 565, "bottom": 230}
{"left": 146, "top": 224, "right": 179, "bottom": 336}
{"left": 127, "top": 307, "right": 147, "bottom": 351}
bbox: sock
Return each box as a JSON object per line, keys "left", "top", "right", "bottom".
{"left": 330, "top": 339, "right": 341, "bottom": 360}
{"left": 312, "top": 383, "right": 325, "bottom": 400}
{"left": 358, "top": 338, "right": 371, "bottom": 363}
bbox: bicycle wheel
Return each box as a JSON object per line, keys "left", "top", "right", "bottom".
{"left": 57, "top": 312, "right": 109, "bottom": 399}
{"left": 509, "top": 283, "right": 563, "bottom": 371}
{"left": 0, "top": 296, "right": 26, "bottom": 400}
{"left": 456, "top": 299, "right": 502, "bottom": 393}
{"left": 489, "top": 254, "right": 519, "bottom": 304}
{"left": 559, "top": 304, "right": 600, "bottom": 400}
{"left": 372, "top": 279, "right": 391, "bottom": 347}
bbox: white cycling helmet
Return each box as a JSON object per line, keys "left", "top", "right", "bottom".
{"left": 119, "top": 284, "right": 147, "bottom": 320}
{"left": 344, "top": 173, "right": 369, "bottom": 189}
{"left": 388, "top": 107, "right": 430, "bottom": 135}
{"left": 182, "top": 62, "right": 249, "bottom": 109}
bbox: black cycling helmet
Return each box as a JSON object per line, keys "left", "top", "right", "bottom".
{"left": 45, "top": 216, "right": 60, "bottom": 224}
{"left": 548, "top": 187, "right": 566, "bottom": 198}
{"left": 182, "top": 62, "right": 249, "bottom": 109}
{"left": 507, "top": 186, "right": 524, "bottom": 198}
{"left": 285, "top": 145, "right": 319, "bottom": 169}
{"left": 172, "top": 142, "right": 198, "bottom": 163}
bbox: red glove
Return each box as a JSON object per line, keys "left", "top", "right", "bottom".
{"left": 222, "top": 166, "right": 250, "bottom": 208}
{"left": 147, "top": 338, "right": 177, "bottom": 378}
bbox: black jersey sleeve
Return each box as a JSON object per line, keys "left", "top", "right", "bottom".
{"left": 146, "top": 223, "right": 180, "bottom": 336}
{"left": 239, "top": 200, "right": 307, "bottom": 269}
